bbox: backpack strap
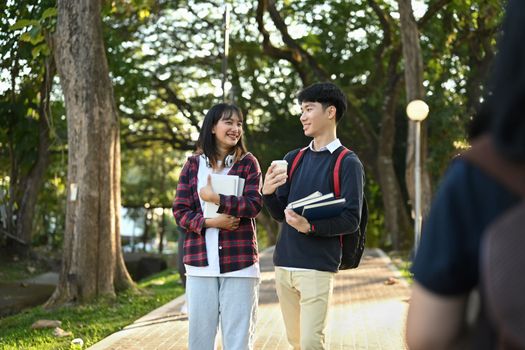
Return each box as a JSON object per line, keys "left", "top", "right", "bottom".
{"left": 462, "top": 135, "right": 525, "bottom": 198}
{"left": 330, "top": 146, "right": 350, "bottom": 198}
{"left": 288, "top": 147, "right": 308, "bottom": 181}
{"left": 329, "top": 146, "right": 352, "bottom": 248}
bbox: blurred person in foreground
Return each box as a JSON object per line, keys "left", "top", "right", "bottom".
{"left": 406, "top": 1, "right": 525, "bottom": 349}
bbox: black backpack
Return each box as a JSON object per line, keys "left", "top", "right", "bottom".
{"left": 288, "top": 146, "right": 368, "bottom": 270}
{"left": 462, "top": 135, "right": 525, "bottom": 349}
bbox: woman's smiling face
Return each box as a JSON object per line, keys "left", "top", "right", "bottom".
{"left": 212, "top": 113, "right": 243, "bottom": 150}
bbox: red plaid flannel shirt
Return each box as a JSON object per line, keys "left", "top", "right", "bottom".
{"left": 173, "top": 152, "right": 262, "bottom": 273}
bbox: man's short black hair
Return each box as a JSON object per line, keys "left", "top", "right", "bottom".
{"left": 297, "top": 82, "right": 347, "bottom": 122}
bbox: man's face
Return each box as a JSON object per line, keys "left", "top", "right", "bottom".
{"left": 299, "top": 101, "right": 335, "bottom": 137}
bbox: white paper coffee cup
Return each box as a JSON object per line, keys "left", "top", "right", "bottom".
{"left": 271, "top": 160, "right": 288, "bottom": 172}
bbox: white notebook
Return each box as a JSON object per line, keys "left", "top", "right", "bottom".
{"left": 203, "top": 174, "right": 245, "bottom": 218}
{"left": 286, "top": 191, "right": 332, "bottom": 209}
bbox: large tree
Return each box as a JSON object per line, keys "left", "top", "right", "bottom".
{"left": 46, "top": 0, "right": 133, "bottom": 306}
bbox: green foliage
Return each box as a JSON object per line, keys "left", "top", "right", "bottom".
{"left": 6, "top": 1, "right": 56, "bottom": 59}
{"left": 420, "top": 0, "right": 504, "bottom": 186}
{"left": 363, "top": 177, "right": 385, "bottom": 249}
{"left": 247, "top": 0, "right": 504, "bottom": 246}
{"left": 90, "top": 0, "right": 506, "bottom": 249}
{"left": 1, "top": 0, "right": 506, "bottom": 252}
{"left": 0, "top": 269, "right": 184, "bottom": 350}
{"left": 121, "top": 146, "right": 182, "bottom": 208}
{"left": 0, "top": 0, "right": 65, "bottom": 249}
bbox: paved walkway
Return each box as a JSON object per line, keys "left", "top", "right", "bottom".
{"left": 88, "top": 247, "right": 410, "bottom": 350}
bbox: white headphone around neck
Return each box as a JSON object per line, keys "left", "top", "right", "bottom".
{"left": 204, "top": 153, "right": 235, "bottom": 168}
{"left": 224, "top": 153, "right": 235, "bottom": 167}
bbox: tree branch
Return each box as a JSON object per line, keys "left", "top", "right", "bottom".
{"left": 121, "top": 133, "right": 195, "bottom": 151}
{"left": 366, "top": 0, "right": 395, "bottom": 87}
{"left": 152, "top": 76, "right": 201, "bottom": 131}
{"left": 418, "top": 0, "right": 452, "bottom": 28}
{"left": 255, "top": 0, "right": 310, "bottom": 84}
{"left": 124, "top": 111, "right": 179, "bottom": 142}
{"left": 122, "top": 111, "right": 195, "bottom": 150}
{"left": 368, "top": 0, "right": 393, "bottom": 48}
{"left": 266, "top": 0, "right": 330, "bottom": 81}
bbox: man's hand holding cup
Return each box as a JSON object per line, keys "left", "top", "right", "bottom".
{"left": 262, "top": 160, "right": 288, "bottom": 195}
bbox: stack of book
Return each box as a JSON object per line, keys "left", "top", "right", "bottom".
{"left": 287, "top": 191, "right": 346, "bottom": 221}
{"left": 203, "top": 174, "right": 245, "bottom": 218}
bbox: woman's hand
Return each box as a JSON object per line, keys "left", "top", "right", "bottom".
{"left": 262, "top": 163, "right": 288, "bottom": 195}
{"left": 205, "top": 214, "right": 240, "bottom": 230}
{"left": 200, "top": 175, "right": 220, "bottom": 204}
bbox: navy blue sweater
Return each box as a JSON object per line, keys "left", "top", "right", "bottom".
{"left": 263, "top": 147, "right": 364, "bottom": 272}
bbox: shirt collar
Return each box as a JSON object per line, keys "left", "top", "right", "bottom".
{"left": 308, "top": 138, "right": 342, "bottom": 153}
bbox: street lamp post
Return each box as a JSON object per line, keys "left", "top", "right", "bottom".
{"left": 221, "top": 4, "right": 231, "bottom": 102}
{"left": 406, "top": 100, "right": 429, "bottom": 254}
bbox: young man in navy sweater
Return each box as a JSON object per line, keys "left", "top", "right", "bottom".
{"left": 262, "top": 82, "right": 364, "bottom": 349}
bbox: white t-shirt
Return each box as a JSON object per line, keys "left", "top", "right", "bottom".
{"left": 184, "top": 155, "right": 260, "bottom": 278}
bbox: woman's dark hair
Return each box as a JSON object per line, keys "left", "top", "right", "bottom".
{"left": 471, "top": 0, "right": 525, "bottom": 161}
{"left": 196, "top": 103, "right": 247, "bottom": 168}
{"left": 297, "top": 82, "right": 347, "bottom": 122}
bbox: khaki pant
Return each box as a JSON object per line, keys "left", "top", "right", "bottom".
{"left": 275, "top": 267, "right": 335, "bottom": 350}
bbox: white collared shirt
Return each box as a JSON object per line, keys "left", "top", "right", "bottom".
{"left": 307, "top": 138, "right": 342, "bottom": 153}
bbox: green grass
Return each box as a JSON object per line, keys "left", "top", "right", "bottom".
{"left": 388, "top": 250, "right": 414, "bottom": 283}
{"left": 0, "top": 258, "right": 48, "bottom": 283}
{"left": 0, "top": 269, "right": 185, "bottom": 350}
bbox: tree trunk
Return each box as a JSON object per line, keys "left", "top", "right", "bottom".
{"left": 158, "top": 210, "right": 165, "bottom": 253}
{"left": 10, "top": 59, "right": 55, "bottom": 257}
{"left": 397, "top": 0, "right": 432, "bottom": 221}
{"left": 46, "top": 0, "right": 134, "bottom": 306}
{"left": 376, "top": 68, "right": 413, "bottom": 250}
{"left": 142, "top": 210, "right": 150, "bottom": 252}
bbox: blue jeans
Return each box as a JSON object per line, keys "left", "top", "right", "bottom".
{"left": 186, "top": 276, "right": 259, "bottom": 350}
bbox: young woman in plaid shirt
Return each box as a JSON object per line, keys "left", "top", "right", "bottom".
{"left": 173, "top": 103, "right": 263, "bottom": 350}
